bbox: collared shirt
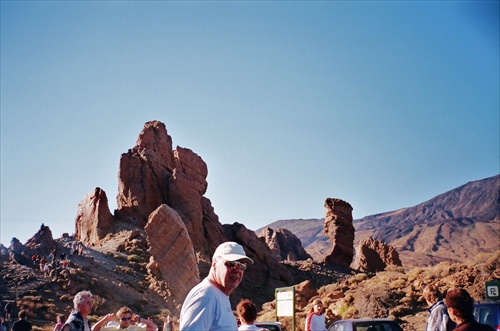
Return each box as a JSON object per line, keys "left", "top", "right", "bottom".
{"left": 426, "top": 301, "right": 450, "bottom": 331}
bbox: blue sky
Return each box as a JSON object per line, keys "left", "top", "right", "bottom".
{"left": 1, "top": 1, "right": 499, "bottom": 245}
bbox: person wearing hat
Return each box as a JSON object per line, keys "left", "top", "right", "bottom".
{"left": 179, "top": 241, "right": 254, "bottom": 331}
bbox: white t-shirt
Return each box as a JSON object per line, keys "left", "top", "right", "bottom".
{"left": 238, "top": 324, "right": 268, "bottom": 331}
{"left": 305, "top": 313, "right": 326, "bottom": 331}
{"left": 180, "top": 278, "right": 238, "bottom": 331}
{"left": 101, "top": 325, "right": 145, "bottom": 331}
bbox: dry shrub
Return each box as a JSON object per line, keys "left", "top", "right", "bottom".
{"left": 389, "top": 278, "right": 407, "bottom": 290}
{"left": 348, "top": 273, "right": 367, "bottom": 285}
{"left": 406, "top": 267, "right": 425, "bottom": 282}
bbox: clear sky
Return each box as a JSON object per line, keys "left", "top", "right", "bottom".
{"left": 1, "top": 1, "right": 499, "bottom": 245}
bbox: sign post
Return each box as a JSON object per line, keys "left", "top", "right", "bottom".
{"left": 275, "top": 286, "right": 295, "bottom": 331}
{"left": 485, "top": 281, "right": 500, "bottom": 302}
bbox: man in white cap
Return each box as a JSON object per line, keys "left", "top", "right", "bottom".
{"left": 180, "top": 241, "right": 254, "bottom": 331}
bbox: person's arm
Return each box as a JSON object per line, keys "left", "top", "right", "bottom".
{"left": 134, "top": 316, "right": 157, "bottom": 331}
{"left": 92, "top": 314, "right": 115, "bottom": 331}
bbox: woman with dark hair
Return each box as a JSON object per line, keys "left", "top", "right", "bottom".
{"left": 444, "top": 288, "right": 494, "bottom": 331}
{"left": 236, "top": 299, "right": 267, "bottom": 331}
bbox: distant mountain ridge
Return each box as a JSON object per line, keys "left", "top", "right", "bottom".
{"left": 258, "top": 174, "right": 500, "bottom": 267}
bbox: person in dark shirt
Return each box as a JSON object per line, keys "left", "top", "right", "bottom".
{"left": 444, "top": 288, "right": 495, "bottom": 331}
{"left": 12, "top": 310, "right": 32, "bottom": 331}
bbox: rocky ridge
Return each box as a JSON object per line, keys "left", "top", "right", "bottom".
{"left": 1, "top": 121, "right": 498, "bottom": 331}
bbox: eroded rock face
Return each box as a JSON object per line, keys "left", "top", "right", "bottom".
{"left": 323, "top": 198, "right": 355, "bottom": 268}
{"left": 168, "top": 147, "right": 209, "bottom": 253}
{"left": 75, "top": 188, "right": 114, "bottom": 245}
{"left": 351, "top": 237, "right": 402, "bottom": 272}
{"left": 261, "top": 227, "right": 311, "bottom": 261}
{"left": 145, "top": 204, "right": 200, "bottom": 303}
{"left": 222, "top": 222, "right": 295, "bottom": 305}
{"left": 116, "top": 121, "right": 175, "bottom": 226}
{"left": 25, "top": 224, "right": 56, "bottom": 254}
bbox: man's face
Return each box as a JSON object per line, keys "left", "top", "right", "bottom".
{"left": 78, "top": 296, "right": 93, "bottom": 317}
{"left": 119, "top": 313, "right": 132, "bottom": 329}
{"left": 212, "top": 258, "right": 247, "bottom": 295}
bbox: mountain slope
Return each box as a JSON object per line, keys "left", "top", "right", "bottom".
{"left": 259, "top": 175, "right": 500, "bottom": 267}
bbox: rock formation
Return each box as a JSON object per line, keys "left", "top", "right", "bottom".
{"left": 115, "top": 121, "right": 175, "bottom": 226}
{"left": 145, "top": 204, "right": 200, "bottom": 303}
{"left": 323, "top": 198, "right": 355, "bottom": 268}
{"left": 75, "top": 188, "right": 114, "bottom": 245}
{"left": 25, "top": 224, "right": 56, "bottom": 254}
{"left": 351, "top": 237, "right": 402, "bottom": 272}
{"left": 73, "top": 120, "right": 295, "bottom": 306}
{"left": 261, "top": 227, "right": 311, "bottom": 261}
{"left": 222, "top": 222, "right": 294, "bottom": 305}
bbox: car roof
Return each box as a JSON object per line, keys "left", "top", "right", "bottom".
{"left": 255, "top": 322, "right": 282, "bottom": 325}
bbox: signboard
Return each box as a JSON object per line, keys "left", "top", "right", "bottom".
{"left": 486, "top": 281, "right": 500, "bottom": 302}
{"left": 276, "top": 288, "right": 294, "bottom": 317}
{"left": 275, "top": 286, "right": 295, "bottom": 331}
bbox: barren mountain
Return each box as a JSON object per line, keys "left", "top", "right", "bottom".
{"left": 259, "top": 174, "right": 500, "bottom": 267}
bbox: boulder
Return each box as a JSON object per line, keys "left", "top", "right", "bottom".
{"left": 323, "top": 198, "right": 355, "bottom": 268}
{"left": 351, "top": 237, "right": 403, "bottom": 272}
{"left": 145, "top": 204, "right": 200, "bottom": 303}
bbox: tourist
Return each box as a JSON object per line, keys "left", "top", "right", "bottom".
{"left": 236, "top": 299, "right": 268, "bottom": 331}
{"left": 305, "top": 299, "right": 327, "bottom": 331}
{"left": 444, "top": 288, "right": 495, "bottom": 331}
{"left": 423, "top": 284, "right": 454, "bottom": 331}
{"left": 162, "top": 315, "right": 173, "bottom": 331}
{"left": 179, "top": 241, "right": 254, "bottom": 330}
{"left": 92, "top": 307, "right": 157, "bottom": 331}
{"left": 53, "top": 314, "right": 65, "bottom": 331}
{"left": 3, "top": 303, "right": 13, "bottom": 321}
{"left": 61, "top": 291, "right": 93, "bottom": 331}
{"left": 12, "top": 310, "right": 31, "bottom": 331}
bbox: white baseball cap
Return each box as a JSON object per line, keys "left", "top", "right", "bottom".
{"left": 212, "top": 242, "right": 254, "bottom": 264}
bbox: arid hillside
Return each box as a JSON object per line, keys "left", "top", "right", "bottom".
{"left": 260, "top": 174, "right": 500, "bottom": 267}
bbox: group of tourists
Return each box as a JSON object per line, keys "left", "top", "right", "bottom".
{"left": 4, "top": 241, "right": 495, "bottom": 331}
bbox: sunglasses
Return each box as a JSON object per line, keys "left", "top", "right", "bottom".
{"left": 121, "top": 317, "right": 131, "bottom": 321}
{"left": 224, "top": 260, "right": 247, "bottom": 271}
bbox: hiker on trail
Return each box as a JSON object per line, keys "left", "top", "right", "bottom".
{"left": 92, "top": 307, "right": 157, "bottom": 331}
{"left": 62, "top": 291, "right": 93, "bottom": 331}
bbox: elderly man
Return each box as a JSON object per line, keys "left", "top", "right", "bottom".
{"left": 180, "top": 241, "right": 254, "bottom": 331}
{"left": 62, "top": 291, "right": 93, "bottom": 331}
{"left": 92, "top": 306, "right": 157, "bottom": 331}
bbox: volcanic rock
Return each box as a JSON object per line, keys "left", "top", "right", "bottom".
{"left": 115, "top": 121, "right": 175, "bottom": 226}
{"left": 261, "top": 227, "right": 311, "bottom": 261}
{"left": 145, "top": 204, "right": 200, "bottom": 303}
{"left": 323, "top": 198, "right": 355, "bottom": 268}
{"left": 351, "top": 237, "right": 402, "bottom": 272}
{"left": 75, "top": 188, "right": 114, "bottom": 245}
